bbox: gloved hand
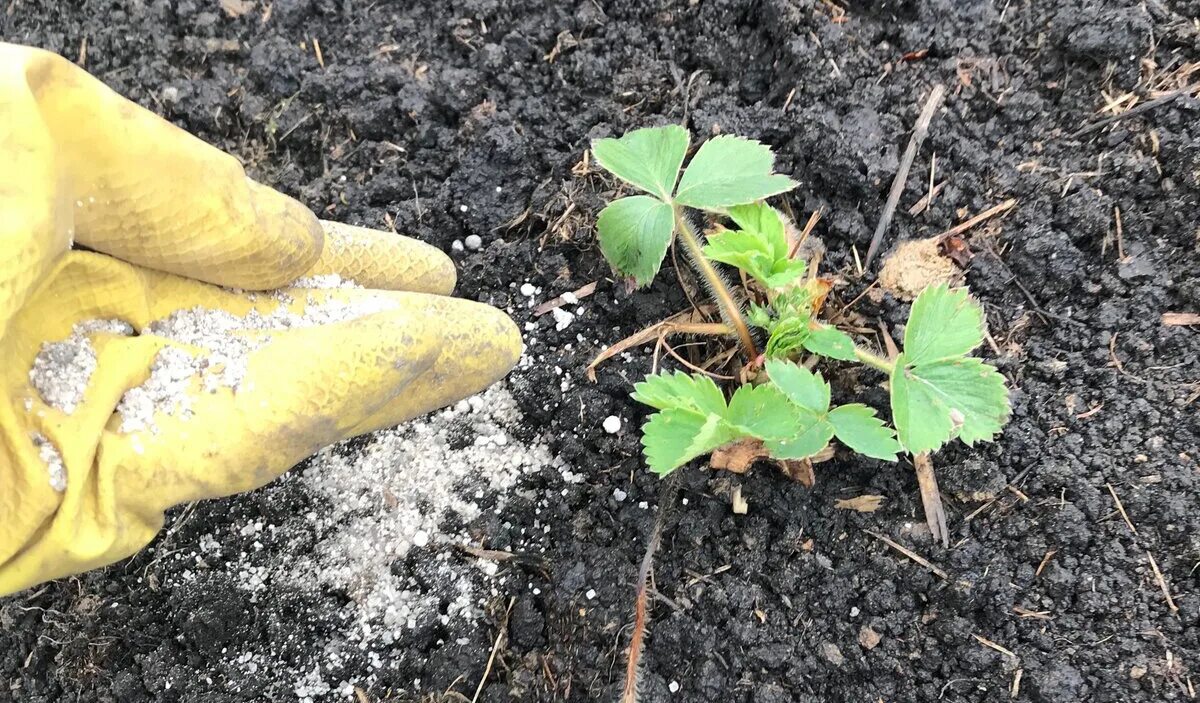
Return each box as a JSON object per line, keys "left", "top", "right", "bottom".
{"left": 0, "top": 44, "right": 522, "bottom": 596}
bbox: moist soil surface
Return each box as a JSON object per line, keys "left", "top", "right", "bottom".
{"left": 3, "top": 1, "right": 1200, "bottom": 702}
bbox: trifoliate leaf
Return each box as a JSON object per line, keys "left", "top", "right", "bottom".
{"left": 827, "top": 404, "right": 901, "bottom": 461}
{"left": 890, "top": 355, "right": 1011, "bottom": 454}
{"left": 674, "top": 135, "right": 798, "bottom": 209}
{"left": 902, "top": 284, "right": 985, "bottom": 364}
{"left": 703, "top": 229, "right": 774, "bottom": 277}
{"left": 632, "top": 371, "right": 727, "bottom": 416}
{"left": 641, "top": 408, "right": 738, "bottom": 475}
{"left": 727, "top": 202, "right": 788, "bottom": 261}
{"left": 765, "top": 359, "right": 830, "bottom": 413}
{"left": 592, "top": 125, "right": 689, "bottom": 201}
{"left": 726, "top": 384, "right": 802, "bottom": 440}
{"left": 802, "top": 324, "right": 857, "bottom": 361}
{"left": 766, "top": 410, "right": 834, "bottom": 460}
{"left": 596, "top": 196, "right": 674, "bottom": 287}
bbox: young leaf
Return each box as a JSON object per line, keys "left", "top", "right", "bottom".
{"left": 891, "top": 356, "right": 1010, "bottom": 454}
{"left": 725, "top": 384, "right": 802, "bottom": 440}
{"left": 632, "top": 370, "right": 726, "bottom": 416}
{"left": 765, "top": 359, "right": 830, "bottom": 413}
{"left": 641, "top": 408, "right": 737, "bottom": 475}
{"left": 901, "top": 284, "right": 984, "bottom": 364}
{"left": 596, "top": 196, "right": 674, "bottom": 287}
{"left": 827, "top": 404, "right": 901, "bottom": 461}
{"left": 591, "top": 125, "right": 689, "bottom": 201}
{"left": 703, "top": 228, "right": 804, "bottom": 289}
{"left": 802, "top": 324, "right": 857, "bottom": 361}
{"left": 727, "top": 202, "right": 789, "bottom": 261}
{"left": 674, "top": 136, "right": 798, "bottom": 209}
{"left": 763, "top": 317, "right": 811, "bottom": 359}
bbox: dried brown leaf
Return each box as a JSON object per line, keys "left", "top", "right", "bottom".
{"left": 834, "top": 494, "right": 885, "bottom": 512}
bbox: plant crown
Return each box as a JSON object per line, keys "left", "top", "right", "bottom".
{"left": 592, "top": 126, "right": 1011, "bottom": 475}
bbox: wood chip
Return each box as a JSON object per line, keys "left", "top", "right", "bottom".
{"left": 834, "top": 495, "right": 885, "bottom": 512}
{"left": 732, "top": 485, "right": 748, "bottom": 515}
{"left": 1162, "top": 312, "right": 1200, "bottom": 326}
{"left": 1146, "top": 551, "right": 1179, "bottom": 614}
{"left": 533, "top": 281, "right": 598, "bottom": 316}
{"left": 1106, "top": 483, "right": 1138, "bottom": 535}
{"left": 973, "top": 633, "right": 1018, "bottom": 660}
{"left": 858, "top": 626, "right": 882, "bottom": 650}
{"left": 219, "top": 0, "right": 255, "bottom": 17}
{"left": 865, "top": 530, "right": 949, "bottom": 580}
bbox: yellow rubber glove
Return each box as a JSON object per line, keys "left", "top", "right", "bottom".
{"left": 0, "top": 44, "right": 522, "bottom": 596}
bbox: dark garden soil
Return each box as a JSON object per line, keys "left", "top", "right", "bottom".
{"left": 3, "top": 0, "right": 1200, "bottom": 701}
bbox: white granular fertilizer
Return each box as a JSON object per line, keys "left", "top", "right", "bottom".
{"left": 28, "top": 319, "right": 133, "bottom": 413}
{"left": 31, "top": 433, "right": 67, "bottom": 492}
{"left": 159, "top": 382, "right": 570, "bottom": 700}
{"left": 118, "top": 292, "right": 396, "bottom": 433}
{"left": 287, "top": 385, "right": 561, "bottom": 639}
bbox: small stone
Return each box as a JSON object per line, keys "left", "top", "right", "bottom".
{"left": 1129, "top": 665, "right": 1147, "bottom": 680}
{"left": 464, "top": 234, "right": 482, "bottom": 250}
{"left": 451, "top": 240, "right": 464, "bottom": 252}
{"left": 602, "top": 416, "right": 621, "bottom": 434}
{"left": 519, "top": 283, "right": 536, "bottom": 297}
{"left": 613, "top": 488, "right": 627, "bottom": 502}
{"left": 858, "top": 626, "right": 882, "bottom": 651}
{"left": 849, "top": 606, "right": 860, "bottom": 617}
{"left": 820, "top": 642, "right": 845, "bottom": 665}
{"left": 585, "top": 589, "right": 596, "bottom": 600}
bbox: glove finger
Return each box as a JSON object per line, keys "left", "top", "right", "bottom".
{"left": 12, "top": 44, "right": 323, "bottom": 290}
{"left": 304, "top": 221, "right": 456, "bottom": 295}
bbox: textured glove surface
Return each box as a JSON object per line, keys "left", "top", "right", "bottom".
{"left": 0, "top": 44, "right": 521, "bottom": 595}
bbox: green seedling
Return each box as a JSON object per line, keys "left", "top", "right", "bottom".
{"left": 591, "top": 125, "right": 1011, "bottom": 476}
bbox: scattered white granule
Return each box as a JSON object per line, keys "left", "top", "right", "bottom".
{"left": 551, "top": 307, "right": 574, "bottom": 331}
{"left": 28, "top": 319, "right": 133, "bottom": 414}
{"left": 464, "top": 234, "right": 482, "bottom": 251}
{"left": 31, "top": 433, "right": 67, "bottom": 492}
{"left": 113, "top": 292, "right": 397, "bottom": 434}
{"left": 602, "top": 415, "right": 621, "bottom": 434}
{"left": 285, "top": 385, "right": 564, "bottom": 638}
{"left": 115, "top": 346, "right": 199, "bottom": 434}
{"left": 519, "top": 283, "right": 536, "bottom": 297}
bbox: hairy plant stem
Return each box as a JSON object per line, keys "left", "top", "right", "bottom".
{"left": 854, "top": 346, "right": 895, "bottom": 374}
{"left": 672, "top": 206, "right": 759, "bottom": 359}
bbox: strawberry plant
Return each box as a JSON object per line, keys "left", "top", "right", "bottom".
{"left": 591, "top": 125, "right": 1011, "bottom": 475}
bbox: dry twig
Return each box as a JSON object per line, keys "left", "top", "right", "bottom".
{"left": 865, "top": 530, "right": 950, "bottom": 580}
{"left": 865, "top": 84, "right": 946, "bottom": 269}
{"left": 914, "top": 452, "right": 949, "bottom": 548}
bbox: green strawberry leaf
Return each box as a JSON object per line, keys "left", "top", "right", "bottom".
{"left": 827, "top": 404, "right": 901, "bottom": 461}
{"left": 641, "top": 408, "right": 738, "bottom": 476}
{"left": 591, "top": 125, "right": 689, "bottom": 201}
{"left": 703, "top": 229, "right": 775, "bottom": 279}
{"left": 764, "top": 316, "right": 811, "bottom": 359}
{"left": 765, "top": 410, "right": 834, "bottom": 460}
{"left": 632, "top": 371, "right": 727, "bottom": 415}
{"left": 802, "top": 324, "right": 857, "bottom": 361}
{"left": 727, "top": 202, "right": 789, "bottom": 261}
{"left": 902, "top": 284, "right": 985, "bottom": 364}
{"left": 765, "top": 359, "right": 830, "bottom": 413}
{"left": 703, "top": 203, "right": 806, "bottom": 289}
{"left": 890, "top": 355, "right": 1011, "bottom": 454}
{"left": 596, "top": 195, "right": 674, "bottom": 287}
{"left": 726, "top": 384, "right": 802, "bottom": 440}
{"left": 674, "top": 135, "right": 798, "bottom": 209}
